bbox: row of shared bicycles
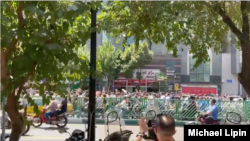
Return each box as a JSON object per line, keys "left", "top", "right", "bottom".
{"left": 61, "top": 110, "right": 244, "bottom": 141}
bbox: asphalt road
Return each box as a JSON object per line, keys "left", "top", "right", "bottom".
{"left": 2, "top": 124, "right": 184, "bottom": 141}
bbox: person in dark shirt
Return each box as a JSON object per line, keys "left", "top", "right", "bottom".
{"left": 51, "top": 99, "right": 67, "bottom": 119}
{"left": 59, "top": 99, "right": 68, "bottom": 114}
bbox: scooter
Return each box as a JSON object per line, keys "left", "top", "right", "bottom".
{"left": 4, "top": 112, "right": 31, "bottom": 135}
{"left": 32, "top": 106, "right": 68, "bottom": 128}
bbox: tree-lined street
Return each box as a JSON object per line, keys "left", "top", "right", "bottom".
{"left": 1, "top": 1, "right": 250, "bottom": 140}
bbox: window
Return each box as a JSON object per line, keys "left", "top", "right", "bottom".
{"left": 196, "top": 74, "right": 204, "bottom": 82}
{"left": 204, "top": 64, "right": 210, "bottom": 73}
{"left": 190, "top": 74, "right": 196, "bottom": 82}
{"left": 195, "top": 66, "right": 203, "bottom": 73}
{"left": 166, "top": 60, "right": 175, "bottom": 70}
{"left": 204, "top": 74, "right": 210, "bottom": 82}
{"left": 189, "top": 57, "right": 210, "bottom": 82}
{"left": 175, "top": 67, "right": 181, "bottom": 73}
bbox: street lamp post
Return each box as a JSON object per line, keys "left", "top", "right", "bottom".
{"left": 159, "top": 81, "right": 161, "bottom": 92}
{"left": 173, "top": 70, "right": 176, "bottom": 93}
{"left": 87, "top": 8, "right": 97, "bottom": 141}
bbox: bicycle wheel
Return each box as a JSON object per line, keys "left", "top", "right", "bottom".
{"left": 107, "top": 111, "right": 118, "bottom": 123}
{"left": 146, "top": 110, "right": 156, "bottom": 120}
{"left": 226, "top": 112, "right": 242, "bottom": 124}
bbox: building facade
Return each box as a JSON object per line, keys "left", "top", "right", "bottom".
{"left": 86, "top": 31, "right": 246, "bottom": 95}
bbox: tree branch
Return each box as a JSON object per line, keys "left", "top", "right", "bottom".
{"left": 15, "top": 62, "right": 37, "bottom": 97}
{"left": 206, "top": 2, "right": 243, "bottom": 40}
{"left": 17, "top": 1, "right": 25, "bottom": 28}
{"left": 1, "top": 48, "right": 8, "bottom": 83}
{"left": 4, "top": 1, "right": 25, "bottom": 60}
{"left": 218, "top": 7, "right": 243, "bottom": 40}
{"left": 241, "top": 1, "right": 249, "bottom": 43}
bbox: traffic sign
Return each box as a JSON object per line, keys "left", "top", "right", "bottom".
{"left": 227, "top": 79, "right": 233, "bottom": 83}
{"left": 175, "top": 83, "right": 179, "bottom": 91}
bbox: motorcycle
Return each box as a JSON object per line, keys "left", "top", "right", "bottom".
{"left": 60, "top": 122, "right": 97, "bottom": 141}
{"left": 4, "top": 112, "right": 31, "bottom": 135}
{"left": 0, "top": 134, "right": 10, "bottom": 140}
{"left": 60, "top": 129, "right": 86, "bottom": 141}
{"left": 187, "top": 111, "right": 242, "bottom": 125}
{"left": 32, "top": 106, "right": 68, "bottom": 128}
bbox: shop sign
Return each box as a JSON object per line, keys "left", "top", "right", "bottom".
{"left": 133, "top": 69, "right": 160, "bottom": 79}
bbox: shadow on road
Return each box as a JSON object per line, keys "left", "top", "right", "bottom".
{"left": 38, "top": 127, "right": 69, "bottom": 131}
{"left": 22, "top": 134, "right": 33, "bottom": 137}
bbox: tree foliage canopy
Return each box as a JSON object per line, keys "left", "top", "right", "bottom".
{"left": 1, "top": 2, "right": 102, "bottom": 137}
{"left": 100, "top": 1, "right": 250, "bottom": 67}
{"left": 2, "top": 1, "right": 250, "bottom": 139}
{"left": 100, "top": 1, "right": 250, "bottom": 95}
{"left": 121, "top": 41, "right": 153, "bottom": 79}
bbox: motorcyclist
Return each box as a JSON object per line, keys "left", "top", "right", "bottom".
{"left": 197, "top": 99, "right": 218, "bottom": 124}
{"left": 51, "top": 99, "right": 67, "bottom": 120}
{"left": 45, "top": 97, "right": 58, "bottom": 124}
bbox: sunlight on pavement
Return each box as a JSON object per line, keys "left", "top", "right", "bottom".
{"left": 20, "top": 136, "right": 65, "bottom": 141}
{"left": 13, "top": 124, "right": 184, "bottom": 141}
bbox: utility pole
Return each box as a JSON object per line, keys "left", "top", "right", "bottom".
{"left": 1, "top": 98, "right": 6, "bottom": 141}
{"left": 87, "top": 7, "right": 97, "bottom": 141}
{"left": 173, "top": 70, "right": 176, "bottom": 93}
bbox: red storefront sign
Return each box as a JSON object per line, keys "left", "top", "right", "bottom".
{"left": 147, "top": 80, "right": 155, "bottom": 86}
{"left": 114, "top": 79, "right": 156, "bottom": 87}
{"left": 113, "top": 79, "right": 127, "bottom": 87}
{"left": 182, "top": 87, "right": 217, "bottom": 95}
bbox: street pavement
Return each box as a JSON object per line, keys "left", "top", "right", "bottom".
{"left": 2, "top": 124, "right": 184, "bottom": 141}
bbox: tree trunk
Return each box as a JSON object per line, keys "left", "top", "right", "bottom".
{"left": 6, "top": 91, "right": 23, "bottom": 141}
{"left": 107, "top": 77, "right": 113, "bottom": 91}
{"left": 238, "top": 42, "right": 250, "bottom": 96}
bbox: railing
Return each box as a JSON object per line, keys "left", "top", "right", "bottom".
{"left": 72, "top": 97, "right": 250, "bottom": 121}
{"left": 26, "top": 97, "right": 250, "bottom": 121}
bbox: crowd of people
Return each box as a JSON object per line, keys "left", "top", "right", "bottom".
{"left": 21, "top": 87, "right": 250, "bottom": 120}
{"left": 64, "top": 89, "right": 249, "bottom": 119}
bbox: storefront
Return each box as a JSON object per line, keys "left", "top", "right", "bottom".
{"left": 181, "top": 84, "right": 217, "bottom": 95}
{"left": 113, "top": 69, "right": 160, "bottom": 92}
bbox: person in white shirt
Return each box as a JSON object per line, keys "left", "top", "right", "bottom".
{"left": 160, "top": 94, "right": 166, "bottom": 99}
{"left": 160, "top": 93, "right": 166, "bottom": 112}
{"left": 165, "top": 94, "right": 171, "bottom": 108}
{"left": 45, "top": 97, "right": 58, "bottom": 124}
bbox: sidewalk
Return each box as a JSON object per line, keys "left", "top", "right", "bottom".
{"left": 67, "top": 118, "right": 186, "bottom": 126}
{"left": 66, "top": 118, "right": 249, "bottom": 126}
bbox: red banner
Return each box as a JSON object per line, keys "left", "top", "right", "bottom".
{"left": 114, "top": 79, "right": 156, "bottom": 87}
{"left": 113, "top": 79, "right": 127, "bottom": 87}
{"left": 182, "top": 87, "right": 217, "bottom": 95}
